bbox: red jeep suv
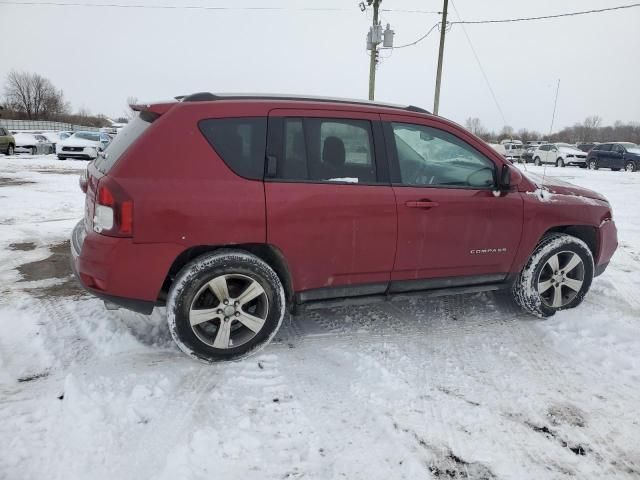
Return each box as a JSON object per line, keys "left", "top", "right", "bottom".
{"left": 70, "top": 93, "right": 618, "bottom": 362}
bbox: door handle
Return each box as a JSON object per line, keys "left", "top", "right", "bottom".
{"left": 405, "top": 200, "right": 439, "bottom": 209}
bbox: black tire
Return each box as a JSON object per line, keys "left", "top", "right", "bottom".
{"left": 512, "top": 233, "right": 594, "bottom": 318}
{"left": 7, "top": 144, "right": 14, "bottom": 156}
{"left": 556, "top": 158, "right": 565, "bottom": 168}
{"left": 588, "top": 159, "right": 598, "bottom": 170}
{"left": 625, "top": 161, "right": 637, "bottom": 172}
{"left": 534, "top": 157, "right": 542, "bottom": 166}
{"left": 611, "top": 168, "right": 621, "bottom": 172}
{"left": 30, "top": 146, "right": 37, "bottom": 155}
{"left": 167, "top": 250, "right": 286, "bottom": 362}
{"left": 57, "top": 155, "right": 66, "bottom": 160}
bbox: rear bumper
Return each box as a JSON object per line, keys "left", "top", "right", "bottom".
{"left": 70, "top": 220, "right": 181, "bottom": 314}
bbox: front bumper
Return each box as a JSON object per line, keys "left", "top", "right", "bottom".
{"left": 57, "top": 146, "right": 98, "bottom": 159}
{"left": 70, "top": 220, "right": 180, "bottom": 315}
{"left": 595, "top": 219, "right": 618, "bottom": 275}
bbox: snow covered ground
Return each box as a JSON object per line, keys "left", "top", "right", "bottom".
{"left": 1, "top": 155, "right": 639, "bottom": 479}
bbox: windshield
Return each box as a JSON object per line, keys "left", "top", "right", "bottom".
{"left": 619, "top": 142, "right": 638, "bottom": 149}
{"left": 74, "top": 132, "right": 101, "bottom": 141}
{"left": 556, "top": 143, "right": 574, "bottom": 148}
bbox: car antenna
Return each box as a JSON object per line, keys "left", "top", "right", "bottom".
{"left": 542, "top": 78, "right": 561, "bottom": 189}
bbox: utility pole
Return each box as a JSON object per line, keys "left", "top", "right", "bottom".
{"left": 368, "top": 0, "right": 381, "bottom": 100}
{"left": 433, "top": 0, "right": 448, "bottom": 115}
{"left": 363, "top": 1, "right": 393, "bottom": 100}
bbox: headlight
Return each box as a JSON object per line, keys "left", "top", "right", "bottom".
{"left": 566, "top": 154, "right": 574, "bottom": 158}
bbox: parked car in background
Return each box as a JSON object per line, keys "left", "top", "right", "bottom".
{"left": 532, "top": 143, "right": 587, "bottom": 167}
{"left": 576, "top": 142, "right": 599, "bottom": 153}
{"left": 57, "top": 131, "right": 111, "bottom": 160}
{"left": 586, "top": 142, "right": 640, "bottom": 172}
{"left": 40, "top": 131, "right": 71, "bottom": 153}
{"left": 70, "top": 93, "right": 617, "bottom": 362}
{"left": 503, "top": 142, "right": 524, "bottom": 162}
{"left": 0, "top": 127, "right": 15, "bottom": 155}
{"left": 522, "top": 145, "right": 537, "bottom": 163}
{"left": 13, "top": 133, "right": 53, "bottom": 155}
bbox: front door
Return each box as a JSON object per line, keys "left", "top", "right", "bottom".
{"left": 264, "top": 109, "right": 397, "bottom": 298}
{"left": 381, "top": 116, "right": 523, "bottom": 288}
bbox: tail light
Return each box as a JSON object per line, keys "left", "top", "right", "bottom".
{"left": 93, "top": 177, "right": 133, "bottom": 237}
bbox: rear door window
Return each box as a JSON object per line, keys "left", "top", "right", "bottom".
{"left": 95, "top": 112, "right": 155, "bottom": 173}
{"left": 199, "top": 117, "right": 267, "bottom": 180}
{"left": 598, "top": 144, "right": 612, "bottom": 152}
{"left": 276, "top": 117, "right": 377, "bottom": 184}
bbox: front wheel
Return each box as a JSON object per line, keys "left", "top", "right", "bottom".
{"left": 6, "top": 144, "right": 14, "bottom": 156}
{"left": 556, "top": 158, "right": 565, "bottom": 168}
{"left": 534, "top": 157, "right": 542, "bottom": 166}
{"left": 167, "top": 250, "right": 286, "bottom": 362}
{"left": 512, "top": 233, "right": 594, "bottom": 317}
{"left": 625, "top": 161, "right": 637, "bottom": 172}
{"left": 30, "top": 146, "right": 37, "bottom": 155}
{"left": 588, "top": 159, "right": 598, "bottom": 170}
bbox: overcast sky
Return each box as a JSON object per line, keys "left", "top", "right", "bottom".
{"left": 1, "top": 0, "right": 639, "bottom": 132}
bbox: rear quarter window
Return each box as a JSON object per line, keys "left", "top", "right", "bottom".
{"left": 198, "top": 117, "right": 267, "bottom": 180}
{"left": 94, "top": 112, "right": 156, "bottom": 173}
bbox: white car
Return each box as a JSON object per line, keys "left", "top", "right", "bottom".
{"left": 13, "top": 133, "right": 54, "bottom": 155}
{"left": 532, "top": 143, "right": 588, "bottom": 168}
{"left": 39, "top": 131, "right": 73, "bottom": 153}
{"left": 56, "top": 131, "right": 111, "bottom": 160}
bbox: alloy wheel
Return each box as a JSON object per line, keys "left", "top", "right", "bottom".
{"left": 537, "top": 251, "right": 585, "bottom": 308}
{"left": 626, "top": 162, "right": 635, "bottom": 172}
{"left": 188, "top": 274, "right": 269, "bottom": 349}
{"left": 589, "top": 160, "right": 597, "bottom": 170}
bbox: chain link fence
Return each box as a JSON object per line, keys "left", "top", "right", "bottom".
{"left": 0, "top": 119, "right": 101, "bottom": 132}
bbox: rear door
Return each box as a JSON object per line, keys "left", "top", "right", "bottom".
{"left": 381, "top": 115, "right": 523, "bottom": 288}
{"left": 596, "top": 144, "right": 612, "bottom": 168}
{"left": 611, "top": 144, "right": 626, "bottom": 169}
{"left": 265, "top": 109, "right": 397, "bottom": 298}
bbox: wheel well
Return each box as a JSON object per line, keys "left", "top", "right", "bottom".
{"left": 543, "top": 225, "right": 598, "bottom": 259}
{"left": 159, "top": 244, "right": 294, "bottom": 306}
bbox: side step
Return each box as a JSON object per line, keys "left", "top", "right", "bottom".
{"left": 294, "top": 282, "right": 509, "bottom": 314}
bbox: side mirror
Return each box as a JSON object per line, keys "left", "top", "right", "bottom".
{"left": 499, "top": 164, "right": 522, "bottom": 191}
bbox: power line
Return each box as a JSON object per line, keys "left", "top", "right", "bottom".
{"left": 452, "top": 2, "right": 640, "bottom": 25}
{"left": 0, "top": 1, "right": 350, "bottom": 11}
{"left": 450, "top": 0, "right": 507, "bottom": 126}
{"left": 383, "top": 23, "right": 439, "bottom": 49}
{"left": 0, "top": 1, "right": 440, "bottom": 12}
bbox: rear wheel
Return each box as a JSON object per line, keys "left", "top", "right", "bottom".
{"left": 167, "top": 250, "right": 286, "bottom": 362}
{"left": 512, "top": 233, "right": 594, "bottom": 317}
{"left": 57, "top": 155, "right": 66, "bottom": 160}
{"left": 612, "top": 168, "right": 621, "bottom": 172}
{"left": 556, "top": 158, "right": 565, "bottom": 167}
{"left": 534, "top": 157, "right": 542, "bottom": 166}
{"left": 588, "top": 159, "right": 598, "bottom": 170}
{"left": 625, "top": 161, "right": 636, "bottom": 172}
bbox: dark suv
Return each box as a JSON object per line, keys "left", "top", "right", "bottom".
{"left": 70, "top": 93, "right": 618, "bottom": 362}
{"left": 586, "top": 142, "right": 640, "bottom": 172}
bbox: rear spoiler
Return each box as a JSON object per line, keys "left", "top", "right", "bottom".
{"left": 129, "top": 101, "right": 175, "bottom": 117}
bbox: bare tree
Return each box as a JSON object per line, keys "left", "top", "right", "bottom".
{"left": 3, "top": 70, "right": 68, "bottom": 119}
{"left": 583, "top": 115, "right": 603, "bottom": 130}
{"left": 464, "top": 117, "right": 486, "bottom": 136}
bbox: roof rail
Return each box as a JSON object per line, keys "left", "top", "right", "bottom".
{"left": 174, "top": 92, "right": 431, "bottom": 115}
